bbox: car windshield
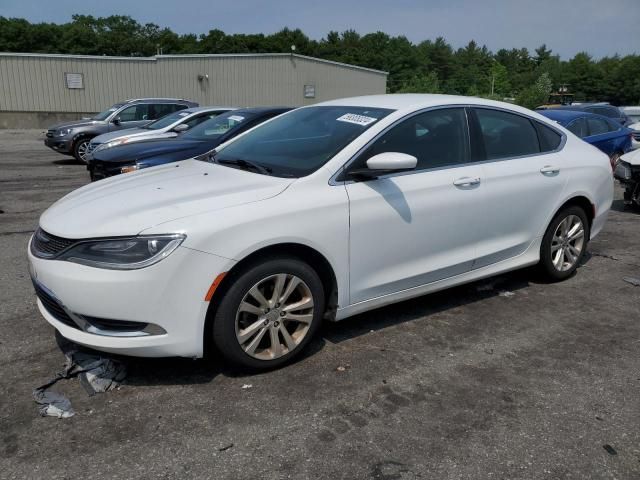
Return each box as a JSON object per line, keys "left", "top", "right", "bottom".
{"left": 143, "top": 110, "right": 192, "bottom": 130}
{"left": 213, "top": 106, "right": 394, "bottom": 178}
{"left": 182, "top": 111, "right": 252, "bottom": 141}
{"left": 93, "top": 104, "right": 124, "bottom": 121}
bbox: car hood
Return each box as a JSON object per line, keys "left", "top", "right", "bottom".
{"left": 92, "top": 138, "right": 208, "bottom": 163}
{"left": 621, "top": 148, "right": 640, "bottom": 166}
{"left": 48, "top": 119, "right": 106, "bottom": 130}
{"left": 91, "top": 128, "right": 148, "bottom": 144}
{"left": 39, "top": 159, "right": 294, "bottom": 238}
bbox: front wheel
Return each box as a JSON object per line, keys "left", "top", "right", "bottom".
{"left": 212, "top": 257, "right": 325, "bottom": 370}
{"left": 539, "top": 206, "right": 590, "bottom": 281}
{"left": 73, "top": 138, "right": 91, "bottom": 163}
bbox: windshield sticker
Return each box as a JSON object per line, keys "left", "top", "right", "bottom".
{"left": 178, "top": 112, "right": 190, "bottom": 117}
{"left": 336, "top": 113, "right": 378, "bottom": 126}
{"left": 228, "top": 115, "right": 245, "bottom": 122}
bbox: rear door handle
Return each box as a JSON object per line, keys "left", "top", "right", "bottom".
{"left": 540, "top": 165, "right": 560, "bottom": 176}
{"left": 453, "top": 177, "right": 481, "bottom": 188}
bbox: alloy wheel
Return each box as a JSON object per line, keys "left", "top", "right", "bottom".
{"left": 76, "top": 140, "right": 89, "bottom": 162}
{"left": 550, "top": 214, "right": 585, "bottom": 272}
{"left": 235, "top": 273, "right": 314, "bottom": 360}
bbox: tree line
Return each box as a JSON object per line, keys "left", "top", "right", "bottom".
{"left": 1, "top": 14, "right": 639, "bottom": 108}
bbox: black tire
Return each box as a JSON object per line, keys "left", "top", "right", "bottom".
{"left": 212, "top": 257, "right": 325, "bottom": 370}
{"left": 73, "top": 138, "right": 91, "bottom": 163}
{"left": 539, "top": 205, "right": 590, "bottom": 281}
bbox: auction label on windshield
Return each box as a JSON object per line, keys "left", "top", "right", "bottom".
{"left": 336, "top": 113, "right": 378, "bottom": 126}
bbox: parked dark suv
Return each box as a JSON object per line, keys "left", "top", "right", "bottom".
{"left": 44, "top": 98, "right": 198, "bottom": 162}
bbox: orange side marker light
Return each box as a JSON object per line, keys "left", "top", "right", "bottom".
{"left": 205, "top": 272, "right": 227, "bottom": 301}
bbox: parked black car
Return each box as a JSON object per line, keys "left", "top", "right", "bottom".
{"left": 536, "top": 103, "right": 632, "bottom": 127}
{"left": 88, "top": 107, "right": 292, "bottom": 180}
{"left": 44, "top": 98, "right": 198, "bottom": 162}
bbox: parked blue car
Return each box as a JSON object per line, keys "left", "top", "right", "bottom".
{"left": 88, "top": 107, "right": 292, "bottom": 180}
{"left": 538, "top": 109, "right": 632, "bottom": 168}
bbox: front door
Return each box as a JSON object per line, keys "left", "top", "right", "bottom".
{"left": 345, "top": 107, "right": 486, "bottom": 304}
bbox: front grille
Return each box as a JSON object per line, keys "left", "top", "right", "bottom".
{"left": 46, "top": 129, "right": 55, "bottom": 138}
{"left": 31, "top": 228, "right": 76, "bottom": 258}
{"left": 32, "top": 281, "right": 79, "bottom": 330}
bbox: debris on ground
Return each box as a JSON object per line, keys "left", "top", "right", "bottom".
{"left": 603, "top": 444, "right": 618, "bottom": 455}
{"left": 218, "top": 443, "right": 234, "bottom": 452}
{"left": 622, "top": 276, "right": 640, "bottom": 287}
{"left": 32, "top": 334, "right": 127, "bottom": 418}
{"left": 499, "top": 290, "right": 515, "bottom": 297}
{"left": 241, "top": 384, "right": 253, "bottom": 389}
{"left": 33, "top": 387, "right": 75, "bottom": 418}
{"left": 336, "top": 364, "right": 351, "bottom": 372}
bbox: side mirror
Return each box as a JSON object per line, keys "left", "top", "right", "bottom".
{"left": 173, "top": 124, "right": 189, "bottom": 132}
{"left": 112, "top": 116, "right": 121, "bottom": 126}
{"left": 348, "top": 152, "right": 417, "bottom": 180}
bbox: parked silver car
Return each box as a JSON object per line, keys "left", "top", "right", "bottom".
{"left": 86, "top": 106, "right": 236, "bottom": 159}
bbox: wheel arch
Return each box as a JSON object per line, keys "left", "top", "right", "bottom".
{"left": 202, "top": 242, "right": 339, "bottom": 356}
{"left": 553, "top": 195, "right": 595, "bottom": 232}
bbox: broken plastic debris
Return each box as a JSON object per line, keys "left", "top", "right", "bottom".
{"left": 219, "top": 443, "right": 234, "bottom": 451}
{"left": 33, "top": 389, "right": 75, "bottom": 418}
{"left": 622, "top": 276, "right": 640, "bottom": 287}
{"left": 241, "top": 384, "right": 253, "bottom": 389}
{"left": 499, "top": 290, "right": 515, "bottom": 297}
{"left": 32, "top": 333, "right": 126, "bottom": 418}
{"left": 336, "top": 364, "right": 351, "bottom": 372}
{"left": 603, "top": 444, "right": 617, "bottom": 455}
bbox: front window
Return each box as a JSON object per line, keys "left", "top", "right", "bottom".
{"left": 214, "top": 106, "right": 394, "bottom": 178}
{"left": 144, "top": 110, "right": 193, "bottom": 130}
{"left": 93, "top": 104, "right": 124, "bottom": 121}
{"left": 183, "top": 111, "right": 251, "bottom": 141}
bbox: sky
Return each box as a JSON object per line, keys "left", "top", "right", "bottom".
{"left": 1, "top": 0, "right": 639, "bottom": 59}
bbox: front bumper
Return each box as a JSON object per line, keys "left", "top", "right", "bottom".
{"left": 44, "top": 136, "right": 73, "bottom": 155}
{"left": 88, "top": 159, "right": 136, "bottom": 180}
{"left": 28, "top": 238, "right": 236, "bottom": 358}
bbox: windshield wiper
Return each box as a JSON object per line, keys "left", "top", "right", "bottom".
{"left": 216, "top": 158, "right": 273, "bottom": 176}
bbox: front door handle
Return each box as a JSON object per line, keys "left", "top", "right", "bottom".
{"left": 453, "top": 177, "right": 481, "bottom": 188}
{"left": 540, "top": 165, "right": 560, "bottom": 176}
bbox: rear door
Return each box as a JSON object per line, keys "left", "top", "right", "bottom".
{"left": 470, "top": 107, "right": 568, "bottom": 268}
{"left": 345, "top": 107, "right": 486, "bottom": 304}
{"left": 585, "top": 116, "right": 616, "bottom": 155}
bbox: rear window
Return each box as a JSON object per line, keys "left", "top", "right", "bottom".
{"left": 587, "top": 117, "right": 610, "bottom": 136}
{"left": 475, "top": 108, "right": 540, "bottom": 160}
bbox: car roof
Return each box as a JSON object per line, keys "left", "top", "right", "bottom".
{"left": 180, "top": 106, "right": 237, "bottom": 114}
{"left": 553, "top": 104, "right": 618, "bottom": 112}
{"left": 123, "top": 98, "right": 198, "bottom": 105}
{"left": 228, "top": 106, "right": 293, "bottom": 116}
{"left": 538, "top": 109, "right": 618, "bottom": 125}
{"left": 313, "top": 94, "right": 544, "bottom": 118}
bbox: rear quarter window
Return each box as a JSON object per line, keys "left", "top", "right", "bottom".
{"left": 535, "top": 121, "right": 562, "bottom": 151}
{"left": 475, "top": 108, "right": 540, "bottom": 160}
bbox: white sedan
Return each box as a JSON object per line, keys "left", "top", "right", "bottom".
{"left": 28, "top": 95, "right": 613, "bottom": 369}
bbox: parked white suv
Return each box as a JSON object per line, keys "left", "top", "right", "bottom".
{"left": 621, "top": 107, "right": 640, "bottom": 150}
{"left": 29, "top": 95, "right": 613, "bottom": 369}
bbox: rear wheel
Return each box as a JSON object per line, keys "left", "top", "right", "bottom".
{"left": 539, "top": 206, "right": 590, "bottom": 281}
{"left": 212, "top": 257, "right": 324, "bottom": 370}
{"left": 73, "top": 138, "right": 91, "bottom": 163}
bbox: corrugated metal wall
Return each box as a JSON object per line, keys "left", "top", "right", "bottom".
{"left": 0, "top": 53, "right": 387, "bottom": 113}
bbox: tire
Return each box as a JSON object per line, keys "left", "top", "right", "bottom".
{"left": 539, "top": 205, "right": 590, "bottom": 281}
{"left": 73, "top": 138, "right": 91, "bottom": 163}
{"left": 212, "top": 257, "right": 325, "bottom": 370}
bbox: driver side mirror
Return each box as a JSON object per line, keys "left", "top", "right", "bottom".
{"left": 112, "top": 116, "right": 121, "bottom": 126}
{"left": 173, "top": 124, "right": 189, "bottom": 132}
{"left": 348, "top": 152, "right": 417, "bottom": 180}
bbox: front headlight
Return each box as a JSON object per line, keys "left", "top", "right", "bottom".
{"left": 94, "top": 138, "right": 128, "bottom": 153}
{"left": 57, "top": 128, "right": 73, "bottom": 137}
{"left": 614, "top": 161, "right": 632, "bottom": 180}
{"left": 58, "top": 234, "right": 185, "bottom": 270}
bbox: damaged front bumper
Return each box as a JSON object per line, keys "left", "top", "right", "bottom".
{"left": 614, "top": 160, "right": 640, "bottom": 207}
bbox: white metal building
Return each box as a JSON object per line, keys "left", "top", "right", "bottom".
{"left": 0, "top": 52, "right": 388, "bottom": 128}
